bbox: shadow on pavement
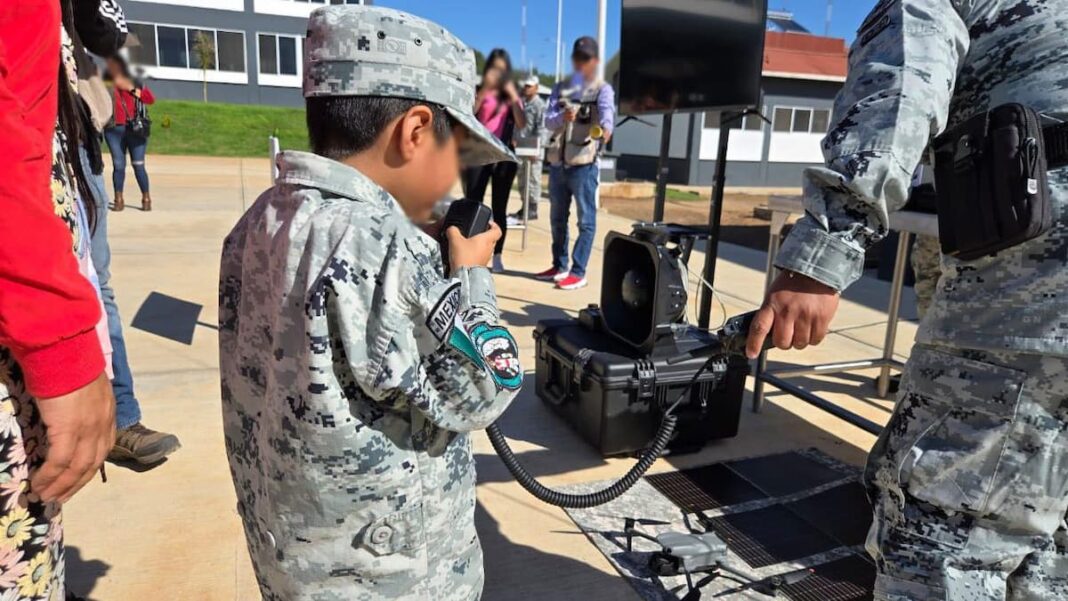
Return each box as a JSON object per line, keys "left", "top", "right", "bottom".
{"left": 498, "top": 299, "right": 575, "bottom": 329}
{"left": 65, "top": 546, "right": 111, "bottom": 600}
{"left": 130, "top": 292, "right": 206, "bottom": 345}
{"left": 476, "top": 502, "right": 630, "bottom": 601}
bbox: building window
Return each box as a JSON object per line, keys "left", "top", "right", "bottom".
{"left": 158, "top": 26, "right": 188, "bottom": 68}
{"left": 703, "top": 110, "right": 765, "bottom": 131}
{"left": 772, "top": 107, "right": 832, "bottom": 134}
{"left": 258, "top": 33, "right": 300, "bottom": 76}
{"left": 811, "top": 109, "right": 831, "bottom": 133}
{"left": 128, "top": 23, "right": 157, "bottom": 67}
{"left": 128, "top": 22, "right": 246, "bottom": 73}
{"left": 217, "top": 31, "right": 246, "bottom": 72}
{"left": 187, "top": 29, "right": 216, "bottom": 70}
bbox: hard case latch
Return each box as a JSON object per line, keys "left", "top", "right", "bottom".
{"left": 635, "top": 359, "right": 656, "bottom": 400}
{"left": 572, "top": 348, "right": 595, "bottom": 386}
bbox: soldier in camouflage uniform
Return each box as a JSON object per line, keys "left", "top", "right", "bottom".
{"left": 746, "top": 1, "right": 1068, "bottom": 599}
{"left": 218, "top": 6, "right": 520, "bottom": 600}
{"left": 511, "top": 74, "right": 547, "bottom": 222}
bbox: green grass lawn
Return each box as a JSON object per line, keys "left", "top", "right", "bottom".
{"left": 137, "top": 99, "right": 309, "bottom": 157}
{"left": 665, "top": 187, "right": 704, "bottom": 201}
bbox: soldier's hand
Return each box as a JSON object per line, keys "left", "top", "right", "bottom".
{"left": 446, "top": 223, "right": 501, "bottom": 273}
{"left": 563, "top": 108, "right": 577, "bottom": 123}
{"left": 31, "top": 373, "right": 116, "bottom": 504}
{"left": 746, "top": 271, "right": 840, "bottom": 359}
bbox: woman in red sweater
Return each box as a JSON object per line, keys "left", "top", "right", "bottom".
{"left": 103, "top": 57, "right": 155, "bottom": 211}
{"left": 0, "top": 2, "right": 117, "bottom": 597}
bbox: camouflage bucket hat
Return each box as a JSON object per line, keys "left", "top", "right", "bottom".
{"left": 304, "top": 5, "right": 515, "bottom": 166}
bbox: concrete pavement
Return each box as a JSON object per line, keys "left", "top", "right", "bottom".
{"left": 63, "top": 155, "right": 917, "bottom": 600}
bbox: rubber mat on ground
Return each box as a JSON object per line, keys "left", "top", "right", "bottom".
{"left": 563, "top": 449, "right": 875, "bottom": 601}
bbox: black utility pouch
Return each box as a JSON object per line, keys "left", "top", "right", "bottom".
{"left": 933, "top": 103, "right": 1052, "bottom": 261}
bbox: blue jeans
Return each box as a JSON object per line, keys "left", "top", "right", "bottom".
{"left": 549, "top": 163, "right": 599, "bottom": 278}
{"left": 104, "top": 125, "right": 150, "bottom": 195}
{"left": 81, "top": 147, "right": 142, "bottom": 429}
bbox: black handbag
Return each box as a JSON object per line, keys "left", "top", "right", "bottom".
{"left": 122, "top": 92, "right": 151, "bottom": 140}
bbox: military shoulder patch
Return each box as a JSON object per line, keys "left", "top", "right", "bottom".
{"left": 468, "top": 322, "right": 522, "bottom": 391}
{"left": 426, "top": 281, "right": 461, "bottom": 343}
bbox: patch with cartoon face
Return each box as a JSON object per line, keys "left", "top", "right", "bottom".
{"left": 469, "top": 322, "right": 522, "bottom": 391}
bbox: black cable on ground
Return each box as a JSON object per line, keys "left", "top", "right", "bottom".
{"left": 486, "top": 357, "right": 716, "bottom": 509}
{"left": 485, "top": 414, "right": 677, "bottom": 509}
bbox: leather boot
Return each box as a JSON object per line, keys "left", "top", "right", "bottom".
{"left": 141, "top": 192, "right": 152, "bottom": 212}
{"left": 112, "top": 191, "right": 124, "bottom": 212}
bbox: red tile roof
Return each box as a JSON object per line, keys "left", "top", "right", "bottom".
{"left": 762, "top": 32, "right": 848, "bottom": 82}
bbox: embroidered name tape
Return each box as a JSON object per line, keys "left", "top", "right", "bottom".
{"left": 426, "top": 282, "right": 461, "bottom": 343}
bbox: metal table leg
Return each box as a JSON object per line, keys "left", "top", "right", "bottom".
{"left": 521, "top": 159, "right": 530, "bottom": 251}
{"left": 877, "top": 231, "right": 910, "bottom": 397}
{"left": 752, "top": 210, "right": 789, "bottom": 413}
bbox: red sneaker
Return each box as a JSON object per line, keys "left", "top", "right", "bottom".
{"left": 555, "top": 274, "right": 588, "bottom": 290}
{"left": 534, "top": 267, "right": 569, "bottom": 282}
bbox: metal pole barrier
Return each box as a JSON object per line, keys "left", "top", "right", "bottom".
{"left": 752, "top": 211, "right": 785, "bottom": 413}
{"left": 698, "top": 113, "right": 734, "bottom": 329}
{"left": 269, "top": 135, "right": 280, "bottom": 184}
{"left": 521, "top": 157, "right": 530, "bottom": 251}
{"left": 877, "top": 231, "right": 911, "bottom": 397}
{"left": 555, "top": 0, "right": 563, "bottom": 82}
{"left": 596, "top": 0, "right": 608, "bottom": 81}
{"left": 652, "top": 113, "right": 673, "bottom": 222}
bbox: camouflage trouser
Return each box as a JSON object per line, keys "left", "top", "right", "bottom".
{"left": 518, "top": 159, "right": 542, "bottom": 219}
{"left": 865, "top": 344, "right": 1068, "bottom": 600}
{"left": 910, "top": 235, "right": 941, "bottom": 321}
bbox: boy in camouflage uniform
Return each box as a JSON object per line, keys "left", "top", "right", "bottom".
{"left": 218, "top": 6, "right": 521, "bottom": 600}
{"left": 747, "top": 1, "right": 1068, "bottom": 599}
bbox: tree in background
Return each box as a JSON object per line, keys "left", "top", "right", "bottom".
{"left": 512, "top": 68, "right": 555, "bottom": 91}
{"left": 191, "top": 31, "right": 215, "bottom": 103}
{"left": 473, "top": 48, "right": 486, "bottom": 74}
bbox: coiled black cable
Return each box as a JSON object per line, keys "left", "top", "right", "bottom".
{"left": 486, "top": 414, "right": 678, "bottom": 509}
{"left": 486, "top": 357, "right": 715, "bottom": 509}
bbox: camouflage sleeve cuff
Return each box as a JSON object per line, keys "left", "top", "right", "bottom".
{"left": 774, "top": 217, "right": 865, "bottom": 292}
{"left": 453, "top": 266, "right": 499, "bottom": 318}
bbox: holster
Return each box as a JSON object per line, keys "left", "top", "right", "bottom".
{"left": 933, "top": 103, "right": 1055, "bottom": 261}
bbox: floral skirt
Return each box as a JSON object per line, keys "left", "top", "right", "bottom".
{"left": 0, "top": 349, "right": 64, "bottom": 601}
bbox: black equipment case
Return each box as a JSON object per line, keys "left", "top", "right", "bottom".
{"left": 534, "top": 309, "right": 748, "bottom": 457}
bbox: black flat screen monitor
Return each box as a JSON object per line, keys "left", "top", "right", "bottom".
{"left": 619, "top": 0, "right": 768, "bottom": 115}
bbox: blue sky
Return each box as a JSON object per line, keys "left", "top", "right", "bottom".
{"left": 373, "top": 0, "right": 879, "bottom": 75}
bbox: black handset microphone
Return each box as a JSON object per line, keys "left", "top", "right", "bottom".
{"left": 438, "top": 199, "right": 493, "bottom": 277}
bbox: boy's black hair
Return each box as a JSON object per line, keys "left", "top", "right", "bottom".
{"left": 306, "top": 96, "right": 455, "bottom": 160}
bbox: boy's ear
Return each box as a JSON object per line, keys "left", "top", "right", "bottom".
{"left": 397, "top": 105, "right": 435, "bottom": 161}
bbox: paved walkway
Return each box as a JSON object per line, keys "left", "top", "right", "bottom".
{"left": 64, "top": 155, "right": 919, "bottom": 600}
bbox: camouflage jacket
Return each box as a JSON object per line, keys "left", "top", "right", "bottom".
{"left": 218, "top": 151, "right": 521, "bottom": 600}
{"left": 776, "top": 0, "right": 1068, "bottom": 354}
{"left": 514, "top": 94, "right": 547, "bottom": 149}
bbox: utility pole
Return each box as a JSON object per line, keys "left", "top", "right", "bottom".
{"left": 521, "top": 0, "right": 528, "bottom": 72}
{"left": 825, "top": 0, "right": 833, "bottom": 36}
{"left": 596, "top": 0, "right": 607, "bottom": 80}
{"left": 555, "top": 0, "right": 564, "bottom": 81}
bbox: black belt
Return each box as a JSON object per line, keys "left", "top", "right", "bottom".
{"left": 1046, "top": 121, "right": 1068, "bottom": 169}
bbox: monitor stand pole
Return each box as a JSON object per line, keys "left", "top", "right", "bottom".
{"left": 652, "top": 112, "right": 673, "bottom": 223}
{"left": 697, "top": 111, "right": 737, "bottom": 330}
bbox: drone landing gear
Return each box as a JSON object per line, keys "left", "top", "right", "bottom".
{"left": 622, "top": 515, "right": 813, "bottom": 600}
